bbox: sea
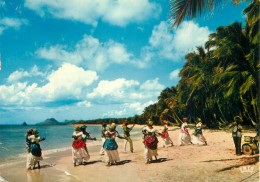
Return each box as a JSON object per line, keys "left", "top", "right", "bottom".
{"left": 0, "top": 125, "right": 142, "bottom": 164}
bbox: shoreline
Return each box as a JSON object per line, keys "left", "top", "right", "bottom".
{"left": 0, "top": 126, "right": 259, "bottom": 182}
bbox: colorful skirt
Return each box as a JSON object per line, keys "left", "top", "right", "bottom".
{"left": 72, "top": 140, "right": 86, "bottom": 149}
{"left": 144, "top": 136, "right": 158, "bottom": 150}
{"left": 103, "top": 138, "right": 118, "bottom": 150}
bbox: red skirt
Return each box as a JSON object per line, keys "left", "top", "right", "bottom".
{"left": 72, "top": 140, "right": 86, "bottom": 149}
{"left": 144, "top": 136, "right": 158, "bottom": 150}
{"left": 161, "top": 131, "right": 169, "bottom": 139}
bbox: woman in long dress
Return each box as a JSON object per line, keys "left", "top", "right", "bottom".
{"left": 142, "top": 120, "right": 161, "bottom": 164}
{"left": 179, "top": 118, "right": 192, "bottom": 146}
{"left": 72, "top": 126, "right": 96, "bottom": 166}
{"left": 103, "top": 123, "right": 125, "bottom": 166}
{"left": 99, "top": 123, "right": 107, "bottom": 155}
{"left": 161, "top": 120, "right": 174, "bottom": 147}
{"left": 192, "top": 119, "right": 207, "bottom": 145}
{"left": 27, "top": 129, "right": 45, "bottom": 170}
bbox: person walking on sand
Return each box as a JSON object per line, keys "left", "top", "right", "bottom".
{"left": 99, "top": 123, "right": 107, "bottom": 155}
{"left": 27, "top": 129, "right": 45, "bottom": 170}
{"left": 122, "top": 121, "right": 135, "bottom": 153}
{"left": 230, "top": 116, "right": 242, "bottom": 155}
{"left": 192, "top": 118, "right": 207, "bottom": 145}
{"left": 142, "top": 120, "right": 161, "bottom": 164}
{"left": 103, "top": 123, "right": 126, "bottom": 166}
{"left": 161, "top": 120, "right": 174, "bottom": 147}
{"left": 72, "top": 126, "right": 96, "bottom": 166}
{"left": 179, "top": 118, "right": 192, "bottom": 146}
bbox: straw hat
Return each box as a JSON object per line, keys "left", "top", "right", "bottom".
{"left": 109, "top": 123, "right": 116, "bottom": 131}
{"left": 75, "top": 126, "right": 81, "bottom": 131}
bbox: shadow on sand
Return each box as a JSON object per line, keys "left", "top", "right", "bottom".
{"left": 150, "top": 158, "right": 172, "bottom": 164}
{"left": 36, "top": 164, "right": 56, "bottom": 169}
{"left": 202, "top": 155, "right": 259, "bottom": 172}
{"left": 83, "top": 160, "right": 102, "bottom": 165}
{"left": 113, "top": 160, "right": 131, "bottom": 166}
{"left": 217, "top": 156, "right": 259, "bottom": 172}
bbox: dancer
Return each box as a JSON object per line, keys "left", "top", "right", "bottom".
{"left": 25, "top": 129, "right": 33, "bottom": 153}
{"left": 142, "top": 120, "right": 161, "bottom": 164}
{"left": 103, "top": 123, "right": 125, "bottom": 166}
{"left": 72, "top": 126, "right": 96, "bottom": 166}
{"left": 179, "top": 118, "right": 192, "bottom": 146}
{"left": 192, "top": 119, "right": 207, "bottom": 145}
{"left": 230, "top": 116, "right": 242, "bottom": 155}
{"left": 161, "top": 120, "right": 174, "bottom": 147}
{"left": 122, "top": 121, "right": 135, "bottom": 153}
{"left": 99, "top": 123, "right": 107, "bottom": 155}
{"left": 27, "top": 129, "right": 45, "bottom": 170}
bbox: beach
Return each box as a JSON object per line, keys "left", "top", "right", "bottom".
{"left": 0, "top": 125, "right": 259, "bottom": 182}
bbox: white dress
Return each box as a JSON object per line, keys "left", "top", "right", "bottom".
{"left": 161, "top": 125, "right": 173, "bottom": 147}
{"left": 26, "top": 135, "right": 43, "bottom": 169}
{"left": 142, "top": 126, "right": 159, "bottom": 161}
{"left": 103, "top": 130, "right": 121, "bottom": 163}
{"left": 192, "top": 128, "right": 207, "bottom": 145}
{"left": 72, "top": 131, "right": 90, "bottom": 164}
{"left": 179, "top": 123, "right": 191, "bottom": 145}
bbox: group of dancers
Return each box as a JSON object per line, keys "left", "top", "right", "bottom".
{"left": 25, "top": 118, "right": 208, "bottom": 169}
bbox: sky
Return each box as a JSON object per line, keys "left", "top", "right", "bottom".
{"left": 0, "top": 0, "right": 249, "bottom": 124}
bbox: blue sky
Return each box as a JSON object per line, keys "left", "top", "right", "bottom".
{"left": 0, "top": 0, "right": 249, "bottom": 124}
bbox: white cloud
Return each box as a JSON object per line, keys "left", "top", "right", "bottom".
{"left": 37, "top": 34, "right": 143, "bottom": 71}
{"left": 0, "top": 17, "right": 28, "bottom": 34}
{"left": 169, "top": 69, "right": 180, "bottom": 80}
{"left": 140, "top": 78, "right": 164, "bottom": 91}
{"left": 87, "top": 77, "right": 164, "bottom": 105}
{"left": 127, "top": 100, "right": 154, "bottom": 114}
{"left": 24, "top": 0, "right": 160, "bottom": 27}
{"left": 0, "top": 63, "right": 98, "bottom": 106}
{"left": 7, "top": 65, "right": 45, "bottom": 83}
{"left": 87, "top": 78, "right": 139, "bottom": 99}
{"left": 77, "top": 101, "right": 92, "bottom": 107}
{"left": 142, "top": 21, "right": 211, "bottom": 62}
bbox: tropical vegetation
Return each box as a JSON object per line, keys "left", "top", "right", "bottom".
{"left": 76, "top": 0, "right": 259, "bottom": 128}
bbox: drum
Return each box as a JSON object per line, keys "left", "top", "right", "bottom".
{"left": 244, "top": 136, "right": 252, "bottom": 142}
{"left": 242, "top": 143, "right": 253, "bottom": 155}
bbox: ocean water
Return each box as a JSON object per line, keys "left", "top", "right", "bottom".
{"left": 0, "top": 125, "right": 142, "bottom": 164}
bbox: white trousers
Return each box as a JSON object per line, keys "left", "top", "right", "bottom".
{"left": 123, "top": 137, "right": 133, "bottom": 152}
{"left": 99, "top": 138, "right": 105, "bottom": 155}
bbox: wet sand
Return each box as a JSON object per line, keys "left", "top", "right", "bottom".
{"left": 0, "top": 126, "right": 259, "bottom": 182}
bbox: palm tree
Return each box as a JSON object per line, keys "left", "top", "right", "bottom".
{"left": 169, "top": 0, "right": 249, "bottom": 29}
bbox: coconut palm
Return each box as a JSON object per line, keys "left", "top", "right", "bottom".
{"left": 169, "top": 0, "right": 249, "bottom": 29}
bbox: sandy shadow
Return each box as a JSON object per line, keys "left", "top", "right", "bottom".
{"left": 83, "top": 160, "right": 102, "bottom": 165}
{"left": 35, "top": 164, "right": 56, "bottom": 169}
{"left": 202, "top": 155, "right": 259, "bottom": 163}
{"left": 150, "top": 158, "right": 172, "bottom": 164}
{"left": 113, "top": 160, "right": 131, "bottom": 166}
{"left": 216, "top": 156, "right": 259, "bottom": 172}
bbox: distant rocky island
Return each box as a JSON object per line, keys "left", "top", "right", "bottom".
{"left": 22, "top": 122, "right": 28, "bottom": 126}
{"left": 36, "top": 118, "right": 76, "bottom": 125}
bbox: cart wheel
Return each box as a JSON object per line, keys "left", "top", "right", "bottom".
{"left": 242, "top": 144, "right": 252, "bottom": 155}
